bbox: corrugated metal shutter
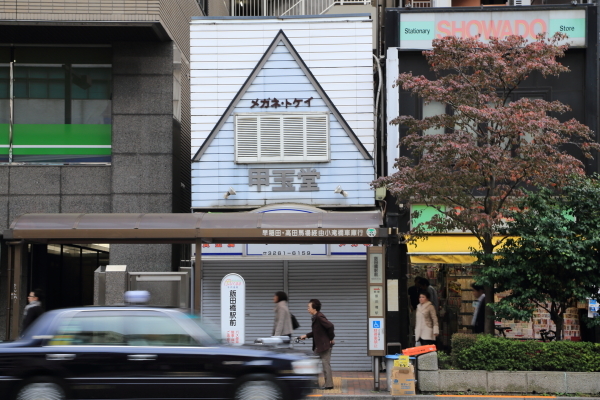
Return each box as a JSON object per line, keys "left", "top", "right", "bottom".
{"left": 201, "top": 258, "right": 370, "bottom": 371}
{"left": 201, "top": 260, "right": 285, "bottom": 343}
{"left": 287, "top": 260, "right": 370, "bottom": 371}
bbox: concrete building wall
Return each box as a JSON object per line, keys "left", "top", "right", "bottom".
{"left": 190, "top": 16, "right": 375, "bottom": 154}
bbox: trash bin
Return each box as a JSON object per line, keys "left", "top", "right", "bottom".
{"left": 384, "top": 354, "right": 398, "bottom": 391}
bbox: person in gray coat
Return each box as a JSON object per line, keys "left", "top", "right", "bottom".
{"left": 272, "top": 291, "right": 293, "bottom": 337}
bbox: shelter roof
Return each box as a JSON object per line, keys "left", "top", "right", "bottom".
{"left": 4, "top": 212, "right": 385, "bottom": 244}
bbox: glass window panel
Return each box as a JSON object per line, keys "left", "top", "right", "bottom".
{"left": 423, "top": 101, "right": 446, "bottom": 136}
{"left": 28, "top": 68, "right": 48, "bottom": 79}
{"left": 71, "top": 85, "right": 87, "bottom": 99}
{"left": 0, "top": 67, "right": 8, "bottom": 99}
{"left": 50, "top": 315, "right": 127, "bottom": 346}
{"left": 49, "top": 82, "right": 65, "bottom": 99}
{"left": 126, "top": 316, "right": 200, "bottom": 347}
{"left": 13, "top": 82, "right": 27, "bottom": 98}
{"left": 29, "top": 82, "right": 48, "bottom": 98}
{"left": 11, "top": 59, "right": 111, "bottom": 163}
{"left": 49, "top": 69, "right": 65, "bottom": 79}
{"left": 0, "top": 65, "right": 8, "bottom": 162}
{"left": 72, "top": 100, "right": 111, "bottom": 124}
{"left": 14, "top": 99, "right": 64, "bottom": 124}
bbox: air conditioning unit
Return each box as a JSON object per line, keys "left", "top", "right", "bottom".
{"left": 513, "top": 0, "right": 531, "bottom": 5}
{"left": 432, "top": 0, "right": 451, "bottom": 6}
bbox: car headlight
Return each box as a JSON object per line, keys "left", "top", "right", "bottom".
{"left": 292, "top": 358, "right": 322, "bottom": 375}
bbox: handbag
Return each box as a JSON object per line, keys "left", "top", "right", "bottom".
{"left": 291, "top": 313, "right": 300, "bottom": 330}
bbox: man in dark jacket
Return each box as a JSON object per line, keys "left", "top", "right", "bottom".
{"left": 471, "top": 284, "right": 485, "bottom": 334}
{"left": 21, "top": 288, "right": 44, "bottom": 334}
{"left": 300, "top": 299, "right": 335, "bottom": 390}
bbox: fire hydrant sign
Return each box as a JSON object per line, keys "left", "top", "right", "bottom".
{"left": 221, "top": 273, "right": 245, "bottom": 345}
{"left": 368, "top": 318, "right": 385, "bottom": 351}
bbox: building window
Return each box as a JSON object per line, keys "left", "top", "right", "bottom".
{"left": 1, "top": 46, "right": 112, "bottom": 164}
{"left": 234, "top": 112, "right": 329, "bottom": 163}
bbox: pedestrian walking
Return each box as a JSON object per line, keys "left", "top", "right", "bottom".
{"left": 299, "top": 299, "right": 335, "bottom": 390}
{"left": 407, "top": 277, "right": 422, "bottom": 347}
{"left": 22, "top": 288, "right": 44, "bottom": 335}
{"left": 419, "top": 277, "right": 439, "bottom": 312}
{"left": 471, "top": 284, "right": 486, "bottom": 334}
{"left": 415, "top": 290, "right": 438, "bottom": 346}
{"left": 272, "top": 291, "right": 293, "bottom": 337}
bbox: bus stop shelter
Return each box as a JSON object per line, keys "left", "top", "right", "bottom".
{"left": 3, "top": 211, "right": 385, "bottom": 339}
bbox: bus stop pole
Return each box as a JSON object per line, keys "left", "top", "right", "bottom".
{"left": 373, "top": 356, "right": 380, "bottom": 391}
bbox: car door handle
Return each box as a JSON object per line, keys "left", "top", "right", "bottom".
{"left": 46, "top": 354, "right": 76, "bottom": 361}
{"left": 128, "top": 354, "right": 157, "bottom": 361}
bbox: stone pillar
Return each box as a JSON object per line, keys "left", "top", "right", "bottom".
{"left": 104, "top": 265, "right": 128, "bottom": 305}
{"left": 417, "top": 351, "right": 440, "bottom": 392}
{"left": 110, "top": 41, "right": 175, "bottom": 272}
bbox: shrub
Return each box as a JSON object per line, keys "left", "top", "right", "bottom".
{"left": 437, "top": 351, "right": 453, "bottom": 369}
{"left": 450, "top": 333, "right": 477, "bottom": 368}
{"left": 450, "top": 334, "right": 600, "bottom": 372}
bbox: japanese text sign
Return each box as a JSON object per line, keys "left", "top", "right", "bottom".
{"left": 221, "top": 273, "right": 245, "bottom": 346}
{"left": 249, "top": 168, "right": 320, "bottom": 192}
{"left": 368, "top": 318, "right": 385, "bottom": 352}
{"left": 367, "top": 246, "right": 386, "bottom": 356}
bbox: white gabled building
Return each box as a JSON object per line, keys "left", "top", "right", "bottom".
{"left": 190, "top": 15, "right": 377, "bottom": 371}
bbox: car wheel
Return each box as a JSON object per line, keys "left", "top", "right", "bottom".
{"left": 235, "top": 376, "right": 283, "bottom": 400}
{"left": 16, "top": 380, "right": 65, "bottom": 400}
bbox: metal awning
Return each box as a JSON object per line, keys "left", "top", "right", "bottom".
{"left": 4, "top": 212, "right": 385, "bottom": 244}
{"left": 407, "top": 235, "right": 512, "bottom": 264}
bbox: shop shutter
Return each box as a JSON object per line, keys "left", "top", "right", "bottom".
{"left": 288, "top": 260, "right": 371, "bottom": 371}
{"left": 234, "top": 113, "right": 329, "bottom": 163}
{"left": 201, "top": 260, "right": 285, "bottom": 344}
{"left": 201, "top": 258, "right": 370, "bottom": 371}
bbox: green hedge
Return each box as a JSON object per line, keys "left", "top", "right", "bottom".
{"left": 450, "top": 334, "right": 600, "bottom": 372}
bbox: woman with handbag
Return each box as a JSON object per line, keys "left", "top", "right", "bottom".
{"left": 415, "top": 290, "right": 439, "bottom": 346}
{"left": 273, "top": 291, "right": 293, "bottom": 337}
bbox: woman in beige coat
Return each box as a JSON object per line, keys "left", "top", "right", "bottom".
{"left": 415, "top": 291, "right": 439, "bottom": 346}
{"left": 272, "top": 291, "right": 293, "bottom": 337}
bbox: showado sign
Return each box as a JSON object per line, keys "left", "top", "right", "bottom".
{"left": 399, "top": 9, "right": 586, "bottom": 49}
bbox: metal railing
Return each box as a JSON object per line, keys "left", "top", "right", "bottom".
{"left": 230, "top": 0, "right": 371, "bottom": 17}
{"left": 410, "top": 0, "right": 431, "bottom": 7}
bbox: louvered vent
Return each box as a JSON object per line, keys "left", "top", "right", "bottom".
{"left": 235, "top": 113, "right": 329, "bottom": 163}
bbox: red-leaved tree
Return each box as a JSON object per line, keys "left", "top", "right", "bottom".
{"left": 374, "top": 33, "right": 600, "bottom": 334}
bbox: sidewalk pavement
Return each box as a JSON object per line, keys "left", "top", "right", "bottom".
{"left": 307, "top": 372, "right": 600, "bottom": 400}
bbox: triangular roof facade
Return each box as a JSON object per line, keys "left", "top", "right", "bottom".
{"left": 192, "top": 29, "right": 372, "bottom": 161}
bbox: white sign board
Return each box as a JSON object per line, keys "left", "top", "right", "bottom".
{"left": 197, "top": 243, "right": 243, "bottom": 255}
{"left": 247, "top": 243, "right": 327, "bottom": 256}
{"left": 399, "top": 9, "right": 586, "bottom": 50}
{"left": 368, "top": 318, "right": 385, "bottom": 351}
{"left": 589, "top": 299, "right": 599, "bottom": 318}
{"left": 369, "top": 286, "right": 384, "bottom": 317}
{"left": 221, "top": 273, "right": 245, "bottom": 345}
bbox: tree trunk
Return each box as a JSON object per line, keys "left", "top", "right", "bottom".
{"left": 550, "top": 302, "right": 565, "bottom": 341}
{"left": 554, "top": 317, "right": 563, "bottom": 341}
{"left": 482, "top": 237, "right": 495, "bottom": 335}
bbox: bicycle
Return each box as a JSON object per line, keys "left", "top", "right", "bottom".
{"left": 494, "top": 326, "right": 512, "bottom": 338}
{"left": 538, "top": 329, "right": 556, "bottom": 342}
